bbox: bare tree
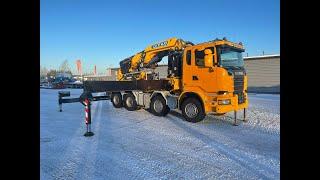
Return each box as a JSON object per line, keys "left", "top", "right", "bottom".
{"left": 59, "top": 60, "right": 72, "bottom": 74}
{"left": 46, "top": 69, "right": 57, "bottom": 82}
{"left": 47, "top": 69, "right": 56, "bottom": 77}
{"left": 40, "top": 65, "right": 49, "bottom": 80}
{"left": 40, "top": 65, "right": 45, "bottom": 76}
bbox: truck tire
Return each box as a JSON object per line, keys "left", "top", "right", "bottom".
{"left": 123, "top": 93, "right": 138, "bottom": 111}
{"left": 111, "top": 92, "right": 122, "bottom": 108}
{"left": 181, "top": 97, "right": 205, "bottom": 123}
{"left": 150, "top": 95, "right": 170, "bottom": 116}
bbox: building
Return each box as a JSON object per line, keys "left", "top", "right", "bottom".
{"left": 244, "top": 54, "right": 280, "bottom": 93}
{"left": 84, "top": 75, "right": 116, "bottom": 81}
{"left": 95, "top": 54, "right": 280, "bottom": 93}
{"left": 83, "top": 69, "right": 118, "bottom": 81}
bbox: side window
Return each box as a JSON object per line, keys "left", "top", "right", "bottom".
{"left": 207, "top": 47, "right": 215, "bottom": 54}
{"left": 186, "top": 50, "right": 191, "bottom": 65}
{"left": 195, "top": 50, "right": 205, "bottom": 66}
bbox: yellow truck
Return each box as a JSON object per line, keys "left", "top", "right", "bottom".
{"left": 58, "top": 37, "right": 248, "bottom": 136}
{"left": 110, "top": 37, "right": 248, "bottom": 125}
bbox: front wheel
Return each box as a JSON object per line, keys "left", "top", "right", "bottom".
{"left": 181, "top": 98, "right": 205, "bottom": 123}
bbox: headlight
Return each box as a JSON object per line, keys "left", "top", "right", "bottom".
{"left": 218, "top": 99, "right": 231, "bottom": 105}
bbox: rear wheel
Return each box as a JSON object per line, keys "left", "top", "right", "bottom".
{"left": 181, "top": 98, "right": 205, "bottom": 123}
{"left": 150, "top": 95, "right": 170, "bottom": 116}
{"left": 123, "top": 93, "right": 138, "bottom": 111}
{"left": 111, "top": 92, "right": 122, "bottom": 108}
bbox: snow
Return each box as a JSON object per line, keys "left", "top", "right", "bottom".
{"left": 41, "top": 89, "right": 280, "bottom": 179}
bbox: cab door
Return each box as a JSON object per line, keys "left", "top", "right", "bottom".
{"left": 192, "top": 46, "right": 217, "bottom": 92}
{"left": 182, "top": 48, "right": 198, "bottom": 88}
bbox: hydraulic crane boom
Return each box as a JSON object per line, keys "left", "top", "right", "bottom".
{"left": 118, "top": 38, "right": 193, "bottom": 80}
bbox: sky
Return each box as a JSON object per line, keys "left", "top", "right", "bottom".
{"left": 40, "top": 0, "right": 280, "bottom": 74}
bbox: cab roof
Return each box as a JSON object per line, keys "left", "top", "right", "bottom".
{"left": 194, "top": 38, "right": 244, "bottom": 50}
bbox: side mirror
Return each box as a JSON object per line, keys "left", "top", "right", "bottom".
{"left": 204, "top": 49, "right": 214, "bottom": 67}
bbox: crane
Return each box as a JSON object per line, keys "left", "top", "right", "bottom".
{"left": 117, "top": 38, "right": 193, "bottom": 80}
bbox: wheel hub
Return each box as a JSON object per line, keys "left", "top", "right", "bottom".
{"left": 126, "top": 97, "right": 134, "bottom": 107}
{"left": 185, "top": 103, "right": 198, "bottom": 118}
{"left": 154, "top": 99, "right": 163, "bottom": 113}
{"left": 113, "top": 95, "right": 120, "bottom": 104}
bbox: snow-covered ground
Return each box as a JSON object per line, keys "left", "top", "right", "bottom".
{"left": 41, "top": 89, "right": 280, "bottom": 179}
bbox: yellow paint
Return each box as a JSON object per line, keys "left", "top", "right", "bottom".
{"left": 117, "top": 69, "right": 123, "bottom": 81}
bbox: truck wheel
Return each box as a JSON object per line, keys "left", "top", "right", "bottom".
{"left": 150, "top": 95, "right": 170, "bottom": 116}
{"left": 111, "top": 92, "right": 122, "bottom": 108}
{"left": 123, "top": 93, "right": 138, "bottom": 111}
{"left": 181, "top": 98, "right": 205, "bottom": 123}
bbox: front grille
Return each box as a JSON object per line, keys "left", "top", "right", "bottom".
{"left": 233, "top": 72, "right": 245, "bottom": 104}
{"left": 234, "top": 74, "right": 244, "bottom": 93}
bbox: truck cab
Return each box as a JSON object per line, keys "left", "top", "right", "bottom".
{"left": 178, "top": 38, "right": 248, "bottom": 122}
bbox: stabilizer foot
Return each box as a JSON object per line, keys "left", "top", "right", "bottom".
{"left": 84, "top": 132, "right": 94, "bottom": 137}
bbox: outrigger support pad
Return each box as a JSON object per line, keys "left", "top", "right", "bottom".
{"left": 84, "top": 132, "right": 94, "bottom": 137}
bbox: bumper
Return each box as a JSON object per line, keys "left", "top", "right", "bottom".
{"left": 205, "top": 93, "right": 248, "bottom": 114}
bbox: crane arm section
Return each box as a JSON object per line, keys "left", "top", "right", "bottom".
{"left": 142, "top": 38, "right": 186, "bottom": 67}
{"left": 120, "top": 38, "right": 188, "bottom": 73}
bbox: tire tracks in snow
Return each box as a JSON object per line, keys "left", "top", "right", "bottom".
{"left": 96, "top": 106, "right": 278, "bottom": 178}
{"left": 166, "top": 115, "right": 279, "bottom": 179}
{"left": 98, "top": 109, "right": 248, "bottom": 178}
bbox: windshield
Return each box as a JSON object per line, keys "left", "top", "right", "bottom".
{"left": 218, "top": 47, "right": 244, "bottom": 68}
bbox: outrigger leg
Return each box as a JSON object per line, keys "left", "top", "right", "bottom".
{"left": 58, "top": 91, "right": 71, "bottom": 112}
{"left": 83, "top": 98, "right": 94, "bottom": 137}
{"left": 243, "top": 108, "right": 247, "bottom": 122}
{"left": 57, "top": 90, "right": 111, "bottom": 137}
{"left": 233, "top": 111, "right": 238, "bottom": 126}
